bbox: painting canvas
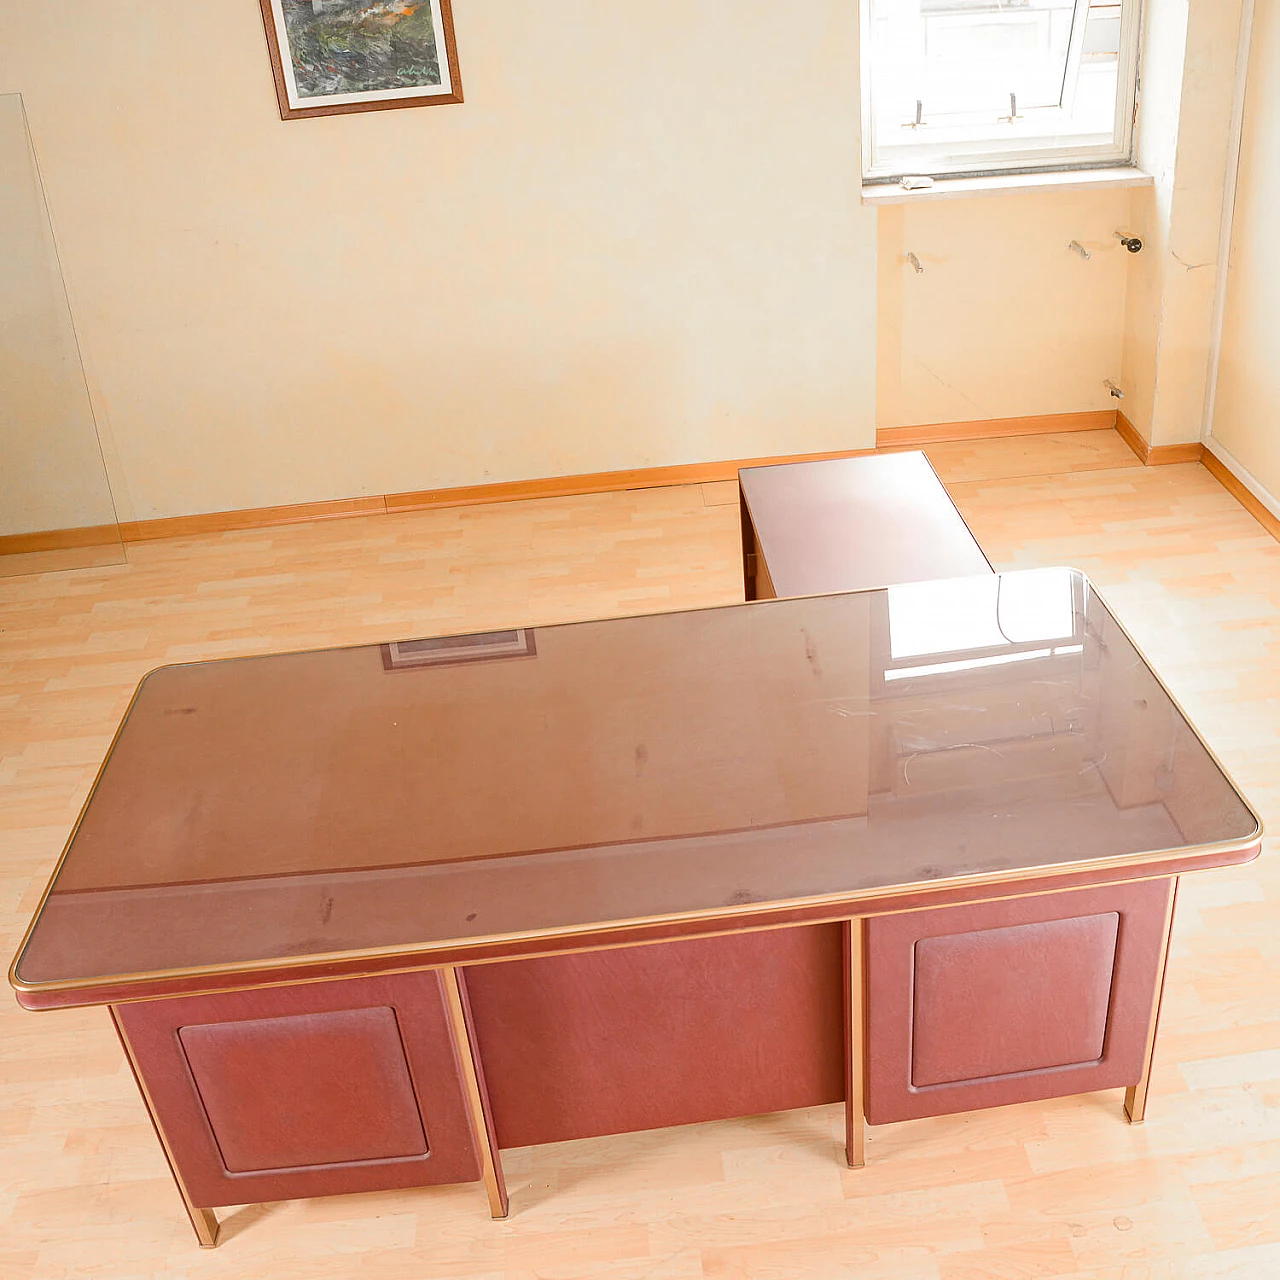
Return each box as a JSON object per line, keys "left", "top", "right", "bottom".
{"left": 260, "top": 0, "right": 462, "bottom": 119}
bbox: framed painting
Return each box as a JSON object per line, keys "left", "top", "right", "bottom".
{"left": 259, "top": 0, "right": 462, "bottom": 120}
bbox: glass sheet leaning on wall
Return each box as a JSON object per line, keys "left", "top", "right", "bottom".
{"left": 0, "top": 93, "right": 123, "bottom": 578}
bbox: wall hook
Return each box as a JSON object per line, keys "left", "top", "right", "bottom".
{"left": 1104, "top": 379, "right": 1124, "bottom": 399}
{"left": 1115, "top": 231, "right": 1143, "bottom": 253}
{"left": 905, "top": 252, "right": 924, "bottom": 274}
{"left": 1068, "top": 240, "right": 1091, "bottom": 260}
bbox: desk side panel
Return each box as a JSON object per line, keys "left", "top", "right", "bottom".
{"left": 740, "top": 489, "right": 776, "bottom": 602}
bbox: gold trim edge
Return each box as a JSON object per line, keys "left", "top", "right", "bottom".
{"left": 9, "top": 829, "right": 1261, "bottom": 1003}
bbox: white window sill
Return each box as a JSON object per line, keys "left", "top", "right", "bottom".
{"left": 860, "top": 167, "right": 1153, "bottom": 205}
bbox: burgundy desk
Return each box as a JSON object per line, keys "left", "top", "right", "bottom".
{"left": 739, "top": 451, "right": 991, "bottom": 599}
{"left": 9, "top": 573, "right": 1260, "bottom": 1247}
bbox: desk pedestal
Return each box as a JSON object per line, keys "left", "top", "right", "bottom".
{"left": 112, "top": 971, "right": 492, "bottom": 1244}
{"left": 864, "top": 878, "right": 1175, "bottom": 1123}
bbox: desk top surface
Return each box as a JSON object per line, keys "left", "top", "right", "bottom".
{"left": 11, "top": 569, "right": 1260, "bottom": 1006}
{"left": 740, "top": 452, "right": 993, "bottom": 595}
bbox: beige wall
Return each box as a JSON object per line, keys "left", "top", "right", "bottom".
{"left": 4, "top": 2, "right": 1231, "bottom": 523}
{"left": 877, "top": 189, "right": 1130, "bottom": 428}
{"left": 1212, "top": 0, "right": 1280, "bottom": 492}
{"left": 2, "top": 2, "right": 877, "bottom": 522}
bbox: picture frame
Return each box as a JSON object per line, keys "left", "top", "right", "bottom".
{"left": 258, "top": 0, "right": 462, "bottom": 121}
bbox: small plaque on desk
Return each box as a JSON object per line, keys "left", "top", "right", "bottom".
{"left": 382, "top": 628, "right": 536, "bottom": 671}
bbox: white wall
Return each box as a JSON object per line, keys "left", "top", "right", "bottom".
{"left": 1211, "top": 0, "right": 1280, "bottom": 492}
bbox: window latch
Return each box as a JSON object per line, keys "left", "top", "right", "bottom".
{"left": 999, "top": 92, "right": 1022, "bottom": 123}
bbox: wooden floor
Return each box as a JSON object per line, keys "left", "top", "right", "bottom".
{"left": 2, "top": 429, "right": 1279, "bottom": 1279}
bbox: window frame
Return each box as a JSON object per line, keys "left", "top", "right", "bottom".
{"left": 860, "top": 0, "right": 1143, "bottom": 184}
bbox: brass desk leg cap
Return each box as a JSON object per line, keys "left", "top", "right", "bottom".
{"left": 192, "top": 1207, "right": 219, "bottom": 1248}
{"left": 1123, "top": 1083, "right": 1147, "bottom": 1125}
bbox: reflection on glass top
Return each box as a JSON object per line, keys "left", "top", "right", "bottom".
{"left": 12, "top": 569, "right": 1260, "bottom": 992}
{"left": 888, "top": 570, "right": 1077, "bottom": 659}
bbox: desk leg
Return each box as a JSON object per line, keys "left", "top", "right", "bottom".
{"left": 442, "top": 967, "right": 509, "bottom": 1218}
{"left": 109, "top": 1007, "right": 219, "bottom": 1248}
{"left": 844, "top": 918, "right": 866, "bottom": 1168}
{"left": 1125, "top": 877, "right": 1179, "bottom": 1124}
{"left": 740, "top": 490, "right": 756, "bottom": 600}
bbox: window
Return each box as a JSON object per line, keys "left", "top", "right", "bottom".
{"left": 861, "top": 0, "right": 1140, "bottom": 182}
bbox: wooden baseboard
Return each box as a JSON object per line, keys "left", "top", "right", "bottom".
{"left": 1148, "top": 442, "right": 1205, "bottom": 464}
{"left": 0, "top": 522, "right": 121, "bottom": 557}
{"left": 5, "top": 409, "right": 1192, "bottom": 556}
{"left": 386, "top": 446, "right": 890, "bottom": 515}
{"left": 1115, "top": 411, "right": 1205, "bottom": 466}
{"left": 876, "top": 411, "right": 1115, "bottom": 450}
{"left": 387, "top": 462, "right": 752, "bottom": 514}
{"left": 1114, "top": 410, "right": 1148, "bottom": 463}
{"left": 1201, "top": 448, "right": 1280, "bottom": 543}
{"left": 108, "top": 451, "right": 893, "bottom": 544}
{"left": 117, "top": 495, "right": 388, "bottom": 543}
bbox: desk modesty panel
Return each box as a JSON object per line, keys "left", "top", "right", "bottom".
{"left": 8, "top": 571, "right": 1262, "bottom": 1247}
{"left": 10, "top": 568, "right": 1258, "bottom": 1005}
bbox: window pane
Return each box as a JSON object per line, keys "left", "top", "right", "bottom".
{"left": 874, "top": 1, "right": 1077, "bottom": 119}
{"left": 864, "top": 0, "right": 1133, "bottom": 178}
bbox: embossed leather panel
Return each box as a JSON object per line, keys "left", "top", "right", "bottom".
{"left": 116, "top": 971, "right": 479, "bottom": 1206}
{"left": 179, "top": 1007, "right": 427, "bottom": 1172}
{"left": 911, "top": 913, "right": 1118, "bottom": 1087}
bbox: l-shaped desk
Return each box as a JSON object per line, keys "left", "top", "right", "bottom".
{"left": 9, "top": 454, "right": 1261, "bottom": 1247}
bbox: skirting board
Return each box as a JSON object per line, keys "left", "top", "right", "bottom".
{"left": 1115, "top": 411, "right": 1205, "bottom": 466}
{"left": 0, "top": 522, "right": 123, "bottom": 556}
{"left": 3, "top": 408, "right": 1184, "bottom": 556}
{"left": 876, "top": 410, "right": 1115, "bottom": 449}
{"left": 1202, "top": 438, "right": 1280, "bottom": 544}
